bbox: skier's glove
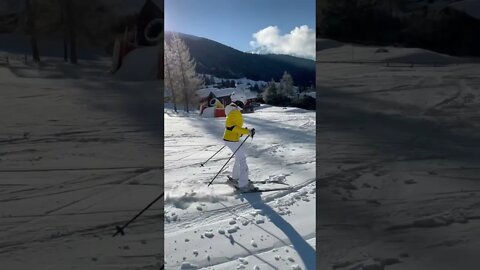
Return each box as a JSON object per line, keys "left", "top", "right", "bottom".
{"left": 250, "top": 128, "right": 255, "bottom": 138}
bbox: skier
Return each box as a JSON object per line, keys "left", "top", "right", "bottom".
{"left": 223, "top": 92, "right": 255, "bottom": 191}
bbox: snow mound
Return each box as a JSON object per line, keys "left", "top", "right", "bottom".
{"left": 114, "top": 45, "right": 162, "bottom": 81}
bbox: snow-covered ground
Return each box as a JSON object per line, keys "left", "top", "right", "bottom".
{"left": 0, "top": 58, "right": 163, "bottom": 269}
{"left": 317, "top": 39, "right": 480, "bottom": 269}
{"left": 164, "top": 105, "right": 316, "bottom": 269}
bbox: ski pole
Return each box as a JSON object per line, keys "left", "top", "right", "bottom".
{"left": 113, "top": 192, "right": 164, "bottom": 237}
{"left": 207, "top": 135, "right": 250, "bottom": 187}
{"left": 200, "top": 145, "right": 225, "bottom": 167}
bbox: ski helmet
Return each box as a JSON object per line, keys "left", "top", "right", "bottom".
{"left": 230, "top": 91, "right": 246, "bottom": 105}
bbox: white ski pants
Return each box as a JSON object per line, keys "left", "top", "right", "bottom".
{"left": 224, "top": 140, "right": 249, "bottom": 188}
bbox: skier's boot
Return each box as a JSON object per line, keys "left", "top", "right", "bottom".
{"left": 238, "top": 181, "right": 258, "bottom": 192}
{"left": 227, "top": 176, "right": 252, "bottom": 185}
{"left": 227, "top": 176, "right": 239, "bottom": 185}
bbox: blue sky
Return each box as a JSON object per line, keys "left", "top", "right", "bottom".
{"left": 165, "top": 0, "right": 315, "bottom": 59}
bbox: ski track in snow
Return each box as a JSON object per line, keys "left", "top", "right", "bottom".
{"left": 164, "top": 105, "right": 316, "bottom": 269}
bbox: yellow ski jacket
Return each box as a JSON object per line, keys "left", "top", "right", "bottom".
{"left": 223, "top": 105, "right": 249, "bottom": 142}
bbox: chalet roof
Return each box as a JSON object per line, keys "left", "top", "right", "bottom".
{"left": 197, "top": 88, "right": 236, "bottom": 99}
{"left": 197, "top": 87, "right": 258, "bottom": 100}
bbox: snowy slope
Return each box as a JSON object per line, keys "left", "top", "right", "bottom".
{"left": 164, "top": 105, "right": 316, "bottom": 269}
{"left": 0, "top": 58, "right": 163, "bottom": 269}
{"left": 316, "top": 38, "right": 472, "bottom": 64}
{"left": 317, "top": 40, "right": 480, "bottom": 269}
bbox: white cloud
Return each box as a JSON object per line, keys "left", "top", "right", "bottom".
{"left": 249, "top": 25, "right": 315, "bottom": 60}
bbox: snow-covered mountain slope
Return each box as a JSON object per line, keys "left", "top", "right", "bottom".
{"left": 0, "top": 59, "right": 163, "bottom": 269}
{"left": 316, "top": 38, "right": 475, "bottom": 64}
{"left": 317, "top": 40, "right": 480, "bottom": 269}
{"left": 164, "top": 105, "right": 316, "bottom": 269}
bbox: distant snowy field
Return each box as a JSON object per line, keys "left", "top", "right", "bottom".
{"left": 164, "top": 105, "right": 316, "bottom": 269}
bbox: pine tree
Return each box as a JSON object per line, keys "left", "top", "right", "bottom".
{"left": 252, "top": 83, "right": 260, "bottom": 92}
{"left": 263, "top": 79, "right": 277, "bottom": 104}
{"left": 203, "top": 74, "right": 209, "bottom": 86}
{"left": 167, "top": 33, "right": 203, "bottom": 112}
{"left": 164, "top": 41, "right": 178, "bottom": 112}
{"left": 279, "top": 71, "right": 294, "bottom": 97}
{"left": 205, "top": 75, "right": 213, "bottom": 86}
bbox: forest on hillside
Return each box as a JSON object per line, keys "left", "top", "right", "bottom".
{"left": 0, "top": 0, "right": 143, "bottom": 59}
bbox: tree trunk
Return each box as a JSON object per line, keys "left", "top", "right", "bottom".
{"left": 58, "top": 0, "right": 68, "bottom": 62}
{"left": 63, "top": 38, "right": 69, "bottom": 62}
{"left": 26, "top": 0, "right": 40, "bottom": 63}
{"left": 65, "top": 0, "right": 77, "bottom": 64}
{"left": 158, "top": 45, "right": 164, "bottom": 79}
{"left": 165, "top": 53, "right": 177, "bottom": 112}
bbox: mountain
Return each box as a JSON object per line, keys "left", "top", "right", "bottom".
{"left": 317, "top": 0, "right": 480, "bottom": 57}
{"left": 165, "top": 32, "right": 315, "bottom": 87}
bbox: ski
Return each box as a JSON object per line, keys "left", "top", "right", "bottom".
{"left": 225, "top": 176, "right": 290, "bottom": 186}
{"left": 235, "top": 186, "right": 292, "bottom": 193}
{"left": 226, "top": 176, "right": 291, "bottom": 193}
{"left": 246, "top": 179, "right": 290, "bottom": 186}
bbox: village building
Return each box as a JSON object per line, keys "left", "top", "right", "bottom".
{"left": 197, "top": 86, "right": 259, "bottom": 117}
